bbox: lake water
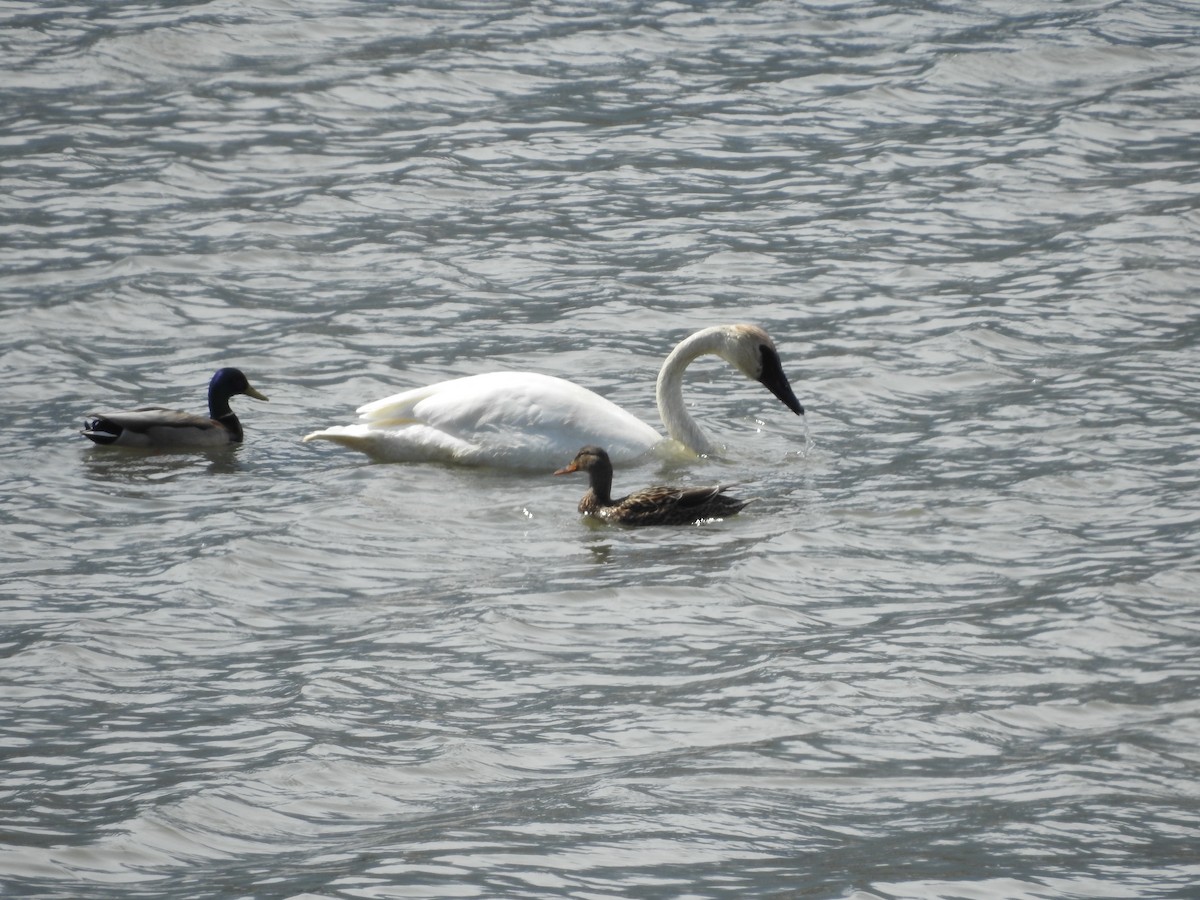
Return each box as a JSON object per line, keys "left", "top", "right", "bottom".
{"left": 2, "top": 1, "right": 1199, "bottom": 898}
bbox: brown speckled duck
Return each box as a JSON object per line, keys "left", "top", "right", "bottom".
{"left": 81, "top": 367, "right": 268, "bottom": 449}
{"left": 554, "top": 445, "right": 754, "bottom": 527}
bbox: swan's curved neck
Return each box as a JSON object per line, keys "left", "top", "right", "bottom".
{"left": 654, "top": 327, "right": 725, "bottom": 455}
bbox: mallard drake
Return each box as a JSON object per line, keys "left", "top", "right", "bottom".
{"left": 81, "top": 367, "right": 268, "bottom": 449}
{"left": 302, "top": 324, "right": 803, "bottom": 468}
{"left": 554, "top": 445, "right": 754, "bottom": 526}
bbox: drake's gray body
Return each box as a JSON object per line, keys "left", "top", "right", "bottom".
{"left": 82, "top": 368, "right": 267, "bottom": 449}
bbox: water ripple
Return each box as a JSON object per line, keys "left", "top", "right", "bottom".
{"left": 3, "top": 1, "right": 1200, "bottom": 898}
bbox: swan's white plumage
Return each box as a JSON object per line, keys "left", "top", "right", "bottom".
{"left": 303, "top": 324, "right": 803, "bottom": 469}
{"left": 304, "top": 371, "right": 662, "bottom": 468}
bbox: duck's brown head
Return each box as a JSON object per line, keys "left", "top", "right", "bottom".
{"left": 553, "top": 445, "right": 611, "bottom": 477}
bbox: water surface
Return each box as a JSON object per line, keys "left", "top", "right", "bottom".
{"left": 2, "top": 1, "right": 1199, "bottom": 898}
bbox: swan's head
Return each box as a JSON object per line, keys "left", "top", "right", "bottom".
{"left": 720, "top": 325, "right": 804, "bottom": 416}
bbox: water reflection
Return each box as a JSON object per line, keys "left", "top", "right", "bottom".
{"left": 80, "top": 445, "right": 247, "bottom": 480}
{"left": 584, "top": 538, "right": 614, "bottom": 566}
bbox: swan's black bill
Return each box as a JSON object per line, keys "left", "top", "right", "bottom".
{"left": 758, "top": 347, "right": 804, "bottom": 415}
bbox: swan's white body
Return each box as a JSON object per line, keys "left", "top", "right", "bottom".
{"left": 306, "top": 371, "right": 662, "bottom": 468}
{"left": 303, "top": 324, "right": 803, "bottom": 469}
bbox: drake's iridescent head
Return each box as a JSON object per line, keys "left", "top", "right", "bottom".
{"left": 209, "top": 367, "right": 268, "bottom": 403}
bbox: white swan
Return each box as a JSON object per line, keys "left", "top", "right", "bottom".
{"left": 302, "top": 323, "right": 804, "bottom": 468}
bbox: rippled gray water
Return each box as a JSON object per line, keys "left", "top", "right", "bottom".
{"left": 3, "top": 1, "right": 1199, "bottom": 898}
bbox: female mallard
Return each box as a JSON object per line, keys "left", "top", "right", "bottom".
{"left": 81, "top": 367, "right": 268, "bottom": 449}
{"left": 553, "top": 445, "right": 754, "bottom": 526}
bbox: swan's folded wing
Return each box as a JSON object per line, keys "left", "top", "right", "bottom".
{"left": 358, "top": 372, "right": 660, "bottom": 459}
{"left": 308, "top": 371, "right": 662, "bottom": 467}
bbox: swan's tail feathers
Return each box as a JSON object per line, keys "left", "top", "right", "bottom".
{"left": 356, "top": 415, "right": 419, "bottom": 429}
{"left": 301, "top": 423, "right": 478, "bottom": 464}
{"left": 302, "top": 426, "right": 374, "bottom": 450}
{"left": 301, "top": 425, "right": 405, "bottom": 463}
